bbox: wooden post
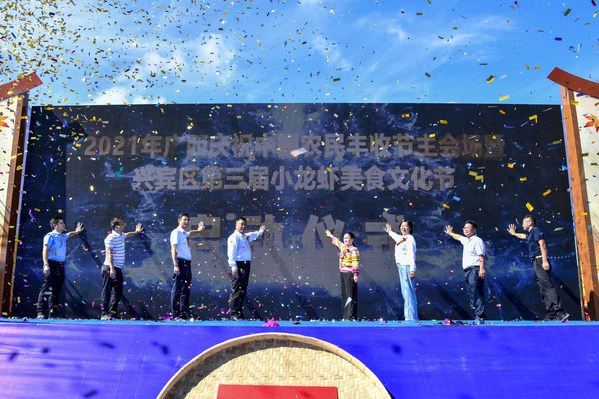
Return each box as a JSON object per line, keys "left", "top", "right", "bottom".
{"left": 0, "top": 73, "right": 42, "bottom": 317}
{"left": 548, "top": 68, "right": 599, "bottom": 320}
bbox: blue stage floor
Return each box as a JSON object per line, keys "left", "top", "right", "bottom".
{"left": 2, "top": 317, "right": 593, "bottom": 326}
{"left": 1, "top": 318, "right": 599, "bottom": 398}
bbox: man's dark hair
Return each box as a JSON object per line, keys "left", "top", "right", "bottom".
{"left": 465, "top": 220, "right": 477, "bottom": 229}
{"left": 50, "top": 216, "right": 64, "bottom": 229}
{"left": 236, "top": 217, "right": 247, "bottom": 223}
{"left": 111, "top": 217, "right": 123, "bottom": 230}
{"left": 524, "top": 214, "right": 536, "bottom": 225}
{"left": 178, "top": 213, "right": 190, "bottom": 221}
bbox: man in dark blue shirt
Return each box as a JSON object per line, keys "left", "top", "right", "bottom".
{"left": 508, "top": 215, "right": 569, "bottom": 321}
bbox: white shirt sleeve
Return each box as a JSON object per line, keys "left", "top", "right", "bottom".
{"left": 246, "top": 231, "right": 262, "bottom": 242}
{"left": 388, "top": 230, "right": 402, "bottom": 243}
{"left": 227, "top": 234, "right": 238, "bottom": 270}
{"left": 170, "top": 229, "right": 178, "bottom": 246}
{"left": 407, "top": 235, "right": 417, "bottom": 272}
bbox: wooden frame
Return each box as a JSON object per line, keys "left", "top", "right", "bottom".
{"left": 547, "top": 67, "right": 599, "bottom": 320}
{"left": 0, "top": 73, "right": 42, "bottom": 317}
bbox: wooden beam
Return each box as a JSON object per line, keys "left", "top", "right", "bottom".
{"left": 548, "top": 67, "right": 599, "bottom": 98}
{"left": 559, "top": 85, "right": 599, "bottom": 320}
{"left": 0, "top": 73, "right": 42, "bottom": 101}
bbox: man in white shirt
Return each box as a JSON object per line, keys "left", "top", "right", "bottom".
{"left": 227, "top": 217, "right": 266, "bottom": 320}
{"left": 170, "top": 213, "right": 205, "bottom": 320}
{"left": 445, "top": 220, "right": 487, "bottom": 324}
{"left": 101, "top": 217, "right": 143, "bottom": 320}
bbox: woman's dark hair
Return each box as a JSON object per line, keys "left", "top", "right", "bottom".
{"left": 344, "top": 232, "right": 355, "bottom": 239}
{"left": 401, "top": 219, "right": 414, "bottom": 234}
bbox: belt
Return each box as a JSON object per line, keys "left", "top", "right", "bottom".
{"left": 463, "top": 266, "right": 480, "bottom": 272}
{"left": 532, "top": 255, "right": 543, "bottom": 260}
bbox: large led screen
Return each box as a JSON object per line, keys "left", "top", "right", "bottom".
{"left": 13, "top": 103, "right": 580, "bottom": 321}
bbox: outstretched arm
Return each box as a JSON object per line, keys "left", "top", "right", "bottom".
{"left": 246, "top": 225, "right": 267, "bottom": 242}
{"left": 507, "top": 224, "right": 526, "bottom": 239}
{"left": 385, "top": 223, "right": 402, "bottom": 242}
{"left": 325, "top": 229, "right": 341, "bottom": 248}
{"left": 444, "top": 225, "right": 462, "bottom": 241}
{"left": 189, "top": 221, "right": 205, "bottom": 236}
{"left": 125, "top": 223, "right": 144, "bottom": 238}
{"left": 67, "top": 222, "right": 84, "bottom": 238}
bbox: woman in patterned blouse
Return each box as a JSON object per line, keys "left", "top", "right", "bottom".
{"left": 325, "top": 229, "right": 360, "bottom": 320}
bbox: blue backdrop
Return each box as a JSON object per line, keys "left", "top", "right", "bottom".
{"left": 13, "top": 103, "right": 580, "bottom": 320}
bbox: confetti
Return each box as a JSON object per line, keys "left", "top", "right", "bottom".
{"left": 290, "top": 148, "right": 308, "bottom": 157}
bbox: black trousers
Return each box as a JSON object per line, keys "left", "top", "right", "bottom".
{"left": 171, "top": 258, "right": 192, "bottom": 318}
{"left": 340, "top": 272, "right": 357, "bottom": 320}
{"left": 101, "top": 266, "right": 124, "bottom": 316}
{"left": 36, "top": 260, "right": 65, "bottom": 317}
{"left": 532, "top": 258, "right": 564, "bottom": 318}
{"left": 229, "top": 261, "right": 250, "bottom": 317}
{"left": 465, "top": 266, "right": 486, "bottom": 319}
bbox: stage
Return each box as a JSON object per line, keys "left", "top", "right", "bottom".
{"left": 1, "top": 318, "right": 598, "bottom": 398}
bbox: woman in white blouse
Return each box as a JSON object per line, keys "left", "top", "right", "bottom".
{"left": 386, "top": 220, "right": 418, "bottom": 321}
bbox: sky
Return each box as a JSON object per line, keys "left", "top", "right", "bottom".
{"left": 1, "top": 0, "right": 598, "bottom": 106}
